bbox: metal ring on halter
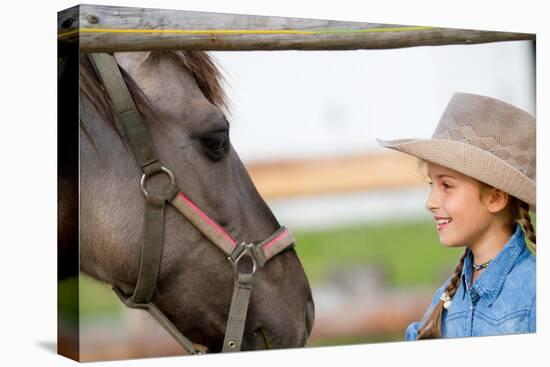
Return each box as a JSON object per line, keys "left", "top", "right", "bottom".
{"left": 140, "top": 166, "right": 176, "bottom": 199}
{"left": 230, "top": 243, "right": 258, "bottom": 276}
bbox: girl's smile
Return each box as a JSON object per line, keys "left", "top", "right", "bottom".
{"left": 434, "top": 216, "right": 452, "bottom": 232}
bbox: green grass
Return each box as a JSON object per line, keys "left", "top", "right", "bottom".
{"left": 58, "top": 276, "right": 80, "bottom": 324}
{"left": 294, "top": 219, "right": 464, "bottom": 287}
{"left": 58, "top": 275, "right": 124, "bottom": 321}
{"left": 79, "top": 275, "right": 124, "bottom": 317}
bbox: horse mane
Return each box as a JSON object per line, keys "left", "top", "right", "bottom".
{"left": 158, "top": 51, "right": 228, "bottom": 111}
{"left": 79, "top": 51, "right": 229, "bottom": 142}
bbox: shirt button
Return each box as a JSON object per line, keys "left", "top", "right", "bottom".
{"left": 470, "top": 306, "right": 474, "bottom": 310}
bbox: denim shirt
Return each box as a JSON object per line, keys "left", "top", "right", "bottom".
{"left": 406, "top": 225, "right": 536, "bottom": 340}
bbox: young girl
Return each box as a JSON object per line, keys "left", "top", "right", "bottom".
{"left": 377, "top": 92, "right": 536, "bottom": 339}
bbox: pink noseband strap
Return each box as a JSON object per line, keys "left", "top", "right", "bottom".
{"left": 171, "top": 191, "right": 295, "bottom": 261}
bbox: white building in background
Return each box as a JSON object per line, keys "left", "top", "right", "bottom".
{"left": 212, "top": 41, "right": 535, "bottom": 228}
{"left": 213, "top": 41, "right": 534, "bottom": 162}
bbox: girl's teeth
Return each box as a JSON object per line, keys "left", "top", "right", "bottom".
{"left": 437, "top": 219, "right": 452, "bottom": 224}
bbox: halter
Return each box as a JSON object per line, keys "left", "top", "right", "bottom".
{"left": 88, "top": 53, "right": 296, "bottom": 354}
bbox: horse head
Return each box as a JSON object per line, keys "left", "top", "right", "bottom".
{"left": 76, "top": 50, "right": 314, "bottom": 352}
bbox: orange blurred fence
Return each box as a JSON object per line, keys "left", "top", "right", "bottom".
{"left": 246, "top": 151, "right": 425, "bottom": 200}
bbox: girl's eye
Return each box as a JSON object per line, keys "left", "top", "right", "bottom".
{"left": 442, "top": 182, "right": 452, "bottom": 190}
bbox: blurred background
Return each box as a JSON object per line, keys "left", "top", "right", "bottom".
{"left": 60, "top": 39, "right": 535, "bottom": 360}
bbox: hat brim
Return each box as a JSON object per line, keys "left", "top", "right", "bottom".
{"left": 377, "top": 138, "right": 536, "bottom": 210}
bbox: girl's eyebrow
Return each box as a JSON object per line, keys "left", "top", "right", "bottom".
{"left": 427, "top": 173, "right": 457, "bottom": 180}
{"left": 437, "top": 174, "right": 457, "bottom": 180}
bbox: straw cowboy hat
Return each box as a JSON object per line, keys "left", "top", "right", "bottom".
{"left": 377, "top": 92, "right": 536, "bottom": 209}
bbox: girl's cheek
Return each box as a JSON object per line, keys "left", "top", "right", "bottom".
{"left": 449, "top": 193, "right": 471, "bottom": 217}
{"left": 441, "top": 194, "right": 458, "bottom": 215}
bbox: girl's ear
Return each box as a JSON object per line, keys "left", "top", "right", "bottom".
{"left": 484, "top": 188, "right": 510, "bottom": 213}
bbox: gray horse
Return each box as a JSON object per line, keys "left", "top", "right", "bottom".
{"left": 58, "top": 50, "right": 314, "bottom": 353}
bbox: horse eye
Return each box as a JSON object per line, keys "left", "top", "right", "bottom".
{"left": 200, "top": 131, "right": 229, "bottom": 161}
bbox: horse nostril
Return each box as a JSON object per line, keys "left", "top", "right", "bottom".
{"left": 305, "top": 299, "right": 315, "bottom": 339}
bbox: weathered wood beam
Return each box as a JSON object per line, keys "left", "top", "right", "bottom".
{"left": 58, "top": 4, "right": 534, "bottom": 52}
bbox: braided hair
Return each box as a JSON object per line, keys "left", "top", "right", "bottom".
{"left": 513, "top": 199, "right": 536, "bottom": 250}
{"left": 417, "top": 195, "right": 536, "bottom": 339}
{"left": 416, "top": 249, "right": 468, "bottom": 339}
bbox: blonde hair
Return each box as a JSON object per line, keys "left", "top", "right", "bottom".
{"left": 416, "top": 161, "right": 536, "bottom": 339}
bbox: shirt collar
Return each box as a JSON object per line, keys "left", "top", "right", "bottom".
{"left": 461, "top": 224, "right": 526, "bottom": 306}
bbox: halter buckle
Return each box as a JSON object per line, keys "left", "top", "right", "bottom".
{"left": 229, "top": 242, "right": 258, "bottom": 276}
{"left": 140, "top": 166, "right": 176, "bottom": 199}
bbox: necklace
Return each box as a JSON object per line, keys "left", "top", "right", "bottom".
{"left": 472, "top": 260, "right": 491, "bottom": 271}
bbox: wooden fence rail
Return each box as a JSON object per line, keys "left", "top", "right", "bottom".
{"left": 58, "top": 4, "right": 534, "bottom": 52}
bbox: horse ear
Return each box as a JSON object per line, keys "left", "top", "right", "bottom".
{"left": 113, "top": 51, "right": 152, "bottom": 73}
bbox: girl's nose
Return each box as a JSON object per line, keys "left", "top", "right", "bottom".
{"left": 425, "top": 189, "right": 439, "bottom": 212}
